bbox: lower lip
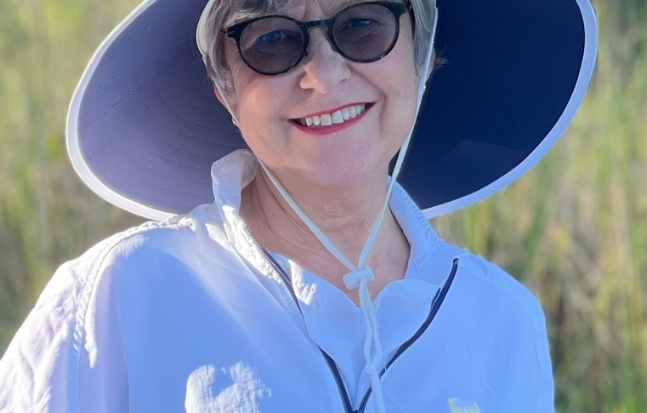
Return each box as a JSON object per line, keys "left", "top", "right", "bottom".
{"left": 291, "top": 105, "right": 372, "bottom": 136}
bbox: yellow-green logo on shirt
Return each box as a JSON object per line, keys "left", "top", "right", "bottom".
{"left": 448, "top": 397, "right": 481, "bottom": 413}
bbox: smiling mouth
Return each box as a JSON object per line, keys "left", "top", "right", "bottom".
{"left": 290, "top": 103, "right": 374, "bottom": 128}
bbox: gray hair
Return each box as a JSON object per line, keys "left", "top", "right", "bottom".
{"left": 200, "top": 0, "right": 436, "bottom": 95}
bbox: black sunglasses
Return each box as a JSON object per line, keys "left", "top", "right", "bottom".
{"left": 222, "top": 1, "right": 411, "bottom": 75}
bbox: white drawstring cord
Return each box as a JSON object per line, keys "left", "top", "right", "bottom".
{"left": 209, "top": 7, "right": 438, "bottom": 412}
{"left": 343, "top": 267, "right": 386, "bottom": 413}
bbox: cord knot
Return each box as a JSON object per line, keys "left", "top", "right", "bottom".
{"left": 364, "top": 362, "right": 380, "bottom": 379}
{"left": 343, "top": 267, "right": 375, "bottom": 290}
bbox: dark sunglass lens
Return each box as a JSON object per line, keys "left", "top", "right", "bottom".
{"left": 239, "top": 17, "right": 304, "bottom": 74}
{"left": 333, "top": 3, "right": 398, "bottom": 62}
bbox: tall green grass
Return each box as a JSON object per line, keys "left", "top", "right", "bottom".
{"left": 1, "top": 0, "right": 645, "bottom": 411}
{"left": 0, "top": 0, "right": 142, "bottom": 348}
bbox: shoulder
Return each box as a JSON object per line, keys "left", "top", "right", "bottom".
{"left": 463, "top": 250, "right": 545, "bottom": 328}
{"left": 433, "top": 243, "right": 554, "bottom": 406}
{"left": 0, "top": 216, "right": 206, "bottom": 411}
{"left": 436, "top": 239, "right": 547, "bottom": 340}
{"left": 49, "top": 212, "right": 226, "bottom": 324}
{"left": 440, "top": 244, "right": 554, "bottom": 409}
{"left": 51, "top": 216, "right": 200, "bottom": 294}
{"left": 6, "top": 215, "right": 201, "bottom": 327}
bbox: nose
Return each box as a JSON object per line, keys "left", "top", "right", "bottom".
{"left": 299, "top": 30, "right": 351, "bottom": 94}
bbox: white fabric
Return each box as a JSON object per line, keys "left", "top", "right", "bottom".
{"left": 0, "top": 150, "right": 554, "bottom": 413}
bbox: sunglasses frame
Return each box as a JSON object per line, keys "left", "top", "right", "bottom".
{"left": 222, "top": 1, "right": 412, "bottom": 75}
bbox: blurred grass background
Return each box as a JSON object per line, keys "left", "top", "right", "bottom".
{"left": 0, "top": 0, "right": 645, "bottom": 411}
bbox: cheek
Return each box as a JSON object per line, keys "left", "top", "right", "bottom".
{"left": 239, "top": 80, "right": 291, "bottom": 127}
{"left": 381, "top": 63, "right": 421, "bottom": 143}
{"left": 384, "top": 34, "right": 421, "bottom": 121}
{"left": 379, "top": 78, "right": 421, "bottom": 164}
{"left": 234, "top": 81, "right": 294, "bottom": 163}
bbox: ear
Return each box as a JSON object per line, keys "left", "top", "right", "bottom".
{"left": 213, "top": 84, "right": 240, "bottom": 122}
{"left": 214, "top": 85, "right": 233, "bottom": 110}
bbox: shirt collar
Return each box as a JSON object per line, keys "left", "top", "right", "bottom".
{"left": 204, "top": 149, "right": 450, "bottom": 399}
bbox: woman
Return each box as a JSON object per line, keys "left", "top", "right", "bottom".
{"left": 0, "top": 0, "right": 597, "bottom": 412}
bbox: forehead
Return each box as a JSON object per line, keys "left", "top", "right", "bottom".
{"left": 255, "top": 0, "right": 366, "bottom": 18}
{"left": 224, "top": 0, "right": 373, "bottom": 30}
{"left": 280, "top": 0, "right": 363, "bottom": 13}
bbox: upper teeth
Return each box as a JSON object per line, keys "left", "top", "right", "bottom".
{"left": 298, "top": 104, "right": 367, "bottom": 127}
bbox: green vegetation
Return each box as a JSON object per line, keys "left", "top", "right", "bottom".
{"left": 1, "top": 0, "right": 645, "bottom": 411}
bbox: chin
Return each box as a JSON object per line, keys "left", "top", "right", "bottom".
{"left": 255, "top": 136, "right": 395, "bottom": 194}
{"left": 290, "top": 156, "right": 387, "bottom": 193}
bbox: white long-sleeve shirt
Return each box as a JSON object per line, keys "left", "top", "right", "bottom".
{"left": 0, "top": 150, "right": 554, "bottom": 413}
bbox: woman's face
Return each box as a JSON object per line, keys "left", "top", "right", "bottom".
{"left": 221, "top": 0, "right": 422, "bottom": 192}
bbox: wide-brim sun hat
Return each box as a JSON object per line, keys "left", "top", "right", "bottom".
{"left": 67, "top": 0, "right": 598, "bottom": 221}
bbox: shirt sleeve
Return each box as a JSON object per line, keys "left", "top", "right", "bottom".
{"left": 0, "top": 237, "right": 130, "bottom": 413}
{"left": 472, "top": 252, "right": 556, "bottom": 412}
{"left": 0, "top": 260, "right": 85, "bottom": 412}
{"left": 503, "top": 266, "right": 556, "bottom": 413}
{"left": 536, "top": 307, "right": 555, "bottom": 412}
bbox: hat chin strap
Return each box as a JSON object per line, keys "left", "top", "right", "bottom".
{"left": 214, "top": 8, "right": 437, "bottom": 412}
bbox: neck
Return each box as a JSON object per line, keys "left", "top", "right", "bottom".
{"left": 240, "top": 167, "right": 410, "bottom": 302}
